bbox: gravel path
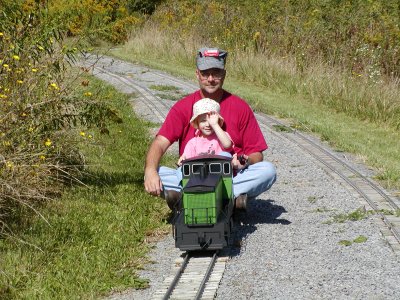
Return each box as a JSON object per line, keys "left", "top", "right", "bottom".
{"left": 87, "top": 55, "right": 400, "bottom": 300}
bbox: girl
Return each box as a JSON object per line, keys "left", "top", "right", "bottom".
{"left": 178, "top": 98, "right": 233, "bottom": 165}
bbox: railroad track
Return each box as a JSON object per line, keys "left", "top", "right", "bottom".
{"left": 255, "top": 115, "right": 400, "bottom": 253}
{"left": 151, "top": 252, "right": 228, "bottom": 300}
{"left": 85, "top": 55, "right": 400, "bottom": 298}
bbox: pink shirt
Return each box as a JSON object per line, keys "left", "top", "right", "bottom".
{"left": 158, "top": 90, "right": 267, "bottom": 156}
{"left": 182, "top": 131, "right": 233, "bottom": 159}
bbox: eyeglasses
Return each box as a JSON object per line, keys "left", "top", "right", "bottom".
{"left": 199, "top": 69, "right": 225, "bottom": 80}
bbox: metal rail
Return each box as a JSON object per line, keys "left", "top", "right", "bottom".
{"left": 194, "top": 252, "right": 218, "bottom": 300}
{"left": 154, "top": 252, "right": 220, "bottom": 300}
{"left": 162, "top": 253, "right": 190, "bottom": 300}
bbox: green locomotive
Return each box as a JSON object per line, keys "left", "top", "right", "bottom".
{"left": 173, "top": 154, "right": 235, "bottom": 251}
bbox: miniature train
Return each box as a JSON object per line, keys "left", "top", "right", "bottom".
{"left": 173, "top": 154, "right": 235, "bottom": 251}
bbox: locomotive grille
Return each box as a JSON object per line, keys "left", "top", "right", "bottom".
{"left": 183, "top": 179, "right": 223, "bottom": 225}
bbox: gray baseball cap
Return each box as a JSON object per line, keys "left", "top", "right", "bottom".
{"left": 196, "top": 47, "right": 227, "bottom": 70}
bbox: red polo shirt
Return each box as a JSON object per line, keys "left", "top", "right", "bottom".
{"left": 157, "top": 90, "right": 267, "bottom": 156}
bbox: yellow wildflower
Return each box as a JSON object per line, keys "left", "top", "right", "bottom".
{"left": 38, "top": 45, "right": 44, "bottom": 50}
{"left": 84, "top": 92, "right": 92, "bottom": 97}
{"left": 3, "top": 141, "right": 11, "bottom": 146}
{"left": 3, "top": 64, "right": 9, "bottom": 68}
{"left": 28, "top": 127, "right": 34, "bottom": 132}
{"left": 88, "top": 134, "right": 93, "bottom": 139}
{"left": 0, "top": 32, "right": 3, "bottom": 36}
{"left": 32, "top": 68, "right": 38, "bottom": 72}
{"left": 39, "top": 155, "right": 46, "bottom": 160}
{"left": 50, "top": 83, "right": 59, "bottom": 90}
{"left": 0, "top": 94, "right": 7, "bottom": 99}
{"left": 80, "top": 131, "right": 86, "bottom": 137}
{"left": 16, "top": 80, "right": 23, "bottom": 84}
{"left": 21, "top": 112, "right": 27, "bottom": 117}
{"left": 6, "top": 161, "right": 14, "bottom": 169}
{"left": 13, "top": 55, "right": 20, "bottom": 60}
{"left": 44, "top": 139, "right": 52, "bottom": 147}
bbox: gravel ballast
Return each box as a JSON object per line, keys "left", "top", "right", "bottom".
{"left": 90, "top": 56, "right": 400, "bottom": 300}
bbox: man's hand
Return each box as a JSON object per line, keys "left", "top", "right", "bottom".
{"left": 144, "top": 169, "right": 163, "bottom": 196}
{"left": 232, "top": 152, "right": 263, "bottom": 170}
{"left": 144, "top": 135, "right": 171, "bottom": 197}
{"left": 232, "top": 153, "right": 248, "bottom": 170}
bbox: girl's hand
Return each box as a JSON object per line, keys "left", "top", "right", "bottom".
{"left": 177, "top": 155, "right": 186, "bottom": 166}
{"left": 207, "top": 111, "right": 220, "bottom": 127}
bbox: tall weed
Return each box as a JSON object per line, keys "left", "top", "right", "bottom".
{"left": 151, "top": 0, "right": 400, "bottom": 77}
{"left": 139, "top": 1, "right": 400, "bottom": 129}
{"left": 0, "top": 2, "right": 120, "bottom": 232}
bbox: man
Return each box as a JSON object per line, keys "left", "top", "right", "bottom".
{"left": 144, "top": 47, "right": 276, "bottom": 210}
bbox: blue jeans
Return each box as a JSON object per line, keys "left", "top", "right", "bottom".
{"left": 159, "top": 160, "right": 276, "bottom": 198}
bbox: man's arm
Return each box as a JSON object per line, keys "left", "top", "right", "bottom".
{"left": 247, "top": 152, "right": 263, "bottom": 164}
{"left": 144, "top": 135, "right": 171, "bottom": 196}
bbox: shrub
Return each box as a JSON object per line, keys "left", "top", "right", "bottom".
{"left": 47, "top": 0, "right": 144, "bottom": 44}
{"left": 0, "top": 1, "right": 120, "bottom": 232}
{"left": 127, "top": 0, "right": 163, "bottom": 15}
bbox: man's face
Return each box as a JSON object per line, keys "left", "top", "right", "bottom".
{"left": 196, "top": 68, "right": 226, "bottom": 95}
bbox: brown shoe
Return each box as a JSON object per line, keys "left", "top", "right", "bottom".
{"left": 163, "top": 190, "right": 182, "bottom": 210}
{"left": 235, "top": 194, "right": 248, "bottom": 211}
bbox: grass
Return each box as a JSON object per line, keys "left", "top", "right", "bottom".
{"left": 155, "top": 93, "right": 182, "bottom": 101}
{"left": 339, "top": 235, "right": 368, "bottom": 246}
{"left": 327, "top": 207, "right": 374, "bottom": 224}
{"left": 149, "top": 84, "right": 186, "bottom": 101}
{"left": 272, "top": 124, "right": 294, "bottom": 133}
{"left": 149, "top": 84, "right": 180, "bottom": 92}
{"left": 109, "top": 28, "right": 400, "bottom": 191}
{"left": 0, "top": 75, "right": 170, "bottom": 299}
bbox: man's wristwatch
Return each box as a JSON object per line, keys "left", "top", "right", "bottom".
{"left": 238, "top": 155, "right": 249, "bottom": 169}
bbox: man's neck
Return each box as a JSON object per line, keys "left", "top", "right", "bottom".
{"left": 200, "top": 89, "right": 224, "bottom": 103}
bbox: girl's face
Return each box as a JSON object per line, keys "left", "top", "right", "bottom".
{"left": 197, "top": 113, "right": 213, "bottom": 136}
